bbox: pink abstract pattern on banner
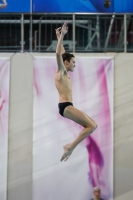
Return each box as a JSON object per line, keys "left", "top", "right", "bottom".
{"left": 33, "top": 57, "right": 113, "bottom": 200}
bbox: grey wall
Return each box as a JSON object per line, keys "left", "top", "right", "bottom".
{"left": 114, "top": 54, "right": 133, "bottom": 200}
{"left": 4, "top": 53, "right": 33, "bottom": 200}
{"left": 0, "top": 53, "right": 132, "bottom": 200}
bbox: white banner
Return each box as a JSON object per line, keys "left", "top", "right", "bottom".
{"left": 0, "top": 57, "right": 10, "bottom": 200}
{"left": 33, "top": 57, "right": 113, "bottom": 200}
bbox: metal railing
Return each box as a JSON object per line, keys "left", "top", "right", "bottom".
{"left": 0, "top": 14, "right": 133, "bottom": 52}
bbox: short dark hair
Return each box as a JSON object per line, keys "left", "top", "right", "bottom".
{"left": 62, "top": 52, "right": 75, "bottom": 62}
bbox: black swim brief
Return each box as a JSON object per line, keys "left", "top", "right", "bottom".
{"left": 58, "top": 102, "right": 73, "bottom": 117}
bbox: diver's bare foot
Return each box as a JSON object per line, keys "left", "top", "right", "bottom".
{"left": 60, "top": 144, "right": 73, "bottom": 162}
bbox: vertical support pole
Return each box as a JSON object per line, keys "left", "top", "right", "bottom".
{"left": 39, "top": 21, "right": 41, "bottom": 52}
{"left": 39, "top": 16, "right": 44, "bottom": 52}
{"left": 124, "top": 14, "right": 127, "bottom": 53}
{"left": 30, "top": 15, "right": 32, "bottom": 52}
{"left": 96, "top": 15, "right": 100, "bottom": 50}
{"left": 34, "top": 31, "right": 38, "bottom": 51}
{"left": 73, "top": 14, "right": 75, "bottom": 53}
{"left": 88, "top": 20, "right": 92, "bottom": 48}
{"left": 21, "top": 14, "right": 24, "bottom": 52}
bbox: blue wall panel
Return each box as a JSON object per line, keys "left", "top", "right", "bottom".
{"left": 0, "top": 0, "right": 30, "bottom": 12}
{"left": 32, "top": 0, "right": 133, "bottom": 13}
